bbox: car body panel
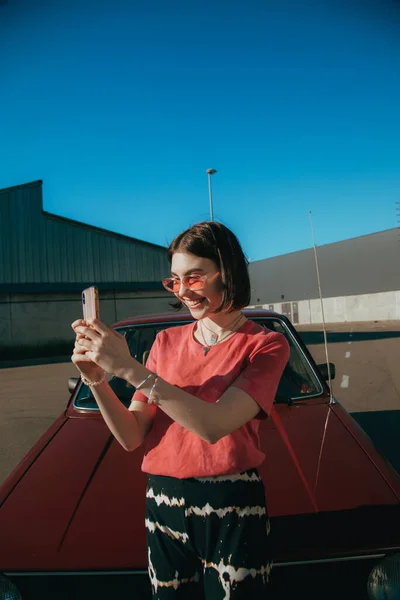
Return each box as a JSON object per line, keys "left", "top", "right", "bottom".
{"left": 1, "top": 406, "right": 399, "bottom": 570}
{"left": 0, "top": 415, "right": 68, "bottom": 502}
{"left": 1, "top": 419, "right": 112, "bottom": 570}
{"left": 263, "top": 403, "right": 398, "bottom": 515}
{"left": 330, "top": 402, "right": 400, "bottom": 499}
{"left": 1, "top": 310, "right": 399, "bottom": 578}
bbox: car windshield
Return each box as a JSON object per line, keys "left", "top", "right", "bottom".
{"left": 74, "top": 317, "right": 323, "bottom": 410}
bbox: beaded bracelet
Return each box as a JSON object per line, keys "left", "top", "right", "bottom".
{"left": 148, "top": 375, "right": 159, "bottom": 405}
{"left": 135, "top": 372, "right": 155, "bottom": 391}
{"left": 81, "top": 372, "right": 106, "bottom": 387}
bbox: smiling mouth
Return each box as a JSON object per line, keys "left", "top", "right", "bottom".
{"left": 184, "top": 298, "right": 205, "bottom": 308}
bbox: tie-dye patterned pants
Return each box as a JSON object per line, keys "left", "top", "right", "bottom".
{"left": 145, "top": 468, "right": 272, "bottom": 599}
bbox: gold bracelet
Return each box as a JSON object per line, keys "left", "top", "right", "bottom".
{"left": 81, "top": 372, "right": 106, "bottom": 387}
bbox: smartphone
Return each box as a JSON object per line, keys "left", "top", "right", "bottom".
{"left": 82, "top": 286, "right": 100, "bottom": 321}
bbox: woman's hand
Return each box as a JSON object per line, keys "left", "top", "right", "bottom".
{"left": 71, "top": 330, "right": 103, "bottom": 381}
{"left": 72, "top": 318, "right": 133, "bottom": 377}
{"left": 71, "top": 319, "right": 104, "bottom": 382}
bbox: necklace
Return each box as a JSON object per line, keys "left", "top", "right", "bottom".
{"left": 199, "top": 313, "right": 244, "bottom": 357}
{"left": 202, "top": 312, "right": 244, "bottom": 344}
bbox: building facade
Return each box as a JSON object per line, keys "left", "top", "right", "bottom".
{"left": 249, "top": 228, "right": 400, "bottom": 324}
{"left": 0, "top": 180, "right": 173, "bottom": 359}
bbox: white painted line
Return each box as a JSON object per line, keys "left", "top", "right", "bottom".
{"left": 345, "top": 352, "right": 351, "bottom": 358}
{"left": 341, "top": 375, "right": 350, "bottom": 388}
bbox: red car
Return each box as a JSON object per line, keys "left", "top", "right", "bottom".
{"left": 1, "top": 310, "right": 399, "bottom": 600}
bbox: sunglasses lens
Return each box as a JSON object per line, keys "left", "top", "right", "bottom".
{"left": 171, "top": 280, "right": 181, "bottom": 292}
{"left": 187, "top": 278, "right": 204, "bottom": 290}
{"left": 162, "top": 279, "right": 176, "bottom": 291}
{"left": 162, "top": 276, "right": 207, "bottom": 292}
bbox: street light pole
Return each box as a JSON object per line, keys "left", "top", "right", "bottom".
{"left": 206, "top": 169, "right": 217, "bottom": 221}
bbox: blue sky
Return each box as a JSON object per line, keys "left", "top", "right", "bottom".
{"left": 1, "top": 0, "right": 399, "bottom": 261}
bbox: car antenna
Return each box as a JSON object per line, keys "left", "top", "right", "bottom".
{"left": 309, "top": 211, "right": 334, "bottom": 404}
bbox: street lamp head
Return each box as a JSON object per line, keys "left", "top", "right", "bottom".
{"left": 206, "top": 169, "right": 217, "bottom": 175}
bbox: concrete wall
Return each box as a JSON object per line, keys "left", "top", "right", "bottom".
{"left": 249, "top": 228, "right": 400, "bottom": 304}
{"left": 0, "top": 290, "right": 173, "bottom": 358}
{"left": 251, "top": 290, "right": 400, "bottom": 325}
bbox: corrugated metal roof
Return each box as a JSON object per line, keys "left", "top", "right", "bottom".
{"left": 249, "top": 228, "right": 400, "bottom": 304}
{"left": 0, "top": 180, "right": 169, "bottom": 288}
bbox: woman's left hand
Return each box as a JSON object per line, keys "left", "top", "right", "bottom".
{"left": 73, "top": 319, "right": 133, "bottom": 377}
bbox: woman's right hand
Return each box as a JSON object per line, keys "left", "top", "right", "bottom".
{"left": 71, "top": 319, "right": 104, "bottom": 382}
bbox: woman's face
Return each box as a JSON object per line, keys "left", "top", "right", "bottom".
{"left": 170, "top": 252, "right": 224, "bottom": 318}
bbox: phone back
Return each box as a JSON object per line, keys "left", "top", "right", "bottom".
{"left": 82, "top": 286, "right": 100, "bottom": 321}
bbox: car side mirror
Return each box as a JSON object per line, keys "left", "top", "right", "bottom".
{"left": 68, "top": 377, "right": 79, "bottom": 393}
{"left": 317, "top": 362, "right": 336, "bottom": 381}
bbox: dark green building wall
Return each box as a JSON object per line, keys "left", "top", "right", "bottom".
{"left": 0, "top": 180, "right": 173, "bottom": 359}
{"left": 0, "top": 180, "right": 169, "bottom": 290}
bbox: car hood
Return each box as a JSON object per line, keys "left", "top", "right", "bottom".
{"left": 1, "top": 417, "right": 148, "bottom": 571}
{"left": 1, "top": 403, "right": 399, "bottom": 571}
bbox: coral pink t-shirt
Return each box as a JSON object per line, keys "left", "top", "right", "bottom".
{"left": 133, "top": 319, "right": 290, "bottom": 478}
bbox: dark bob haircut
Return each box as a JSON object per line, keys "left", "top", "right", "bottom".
{"left": 167, "top": 221, "right": 251, "bottom": 313}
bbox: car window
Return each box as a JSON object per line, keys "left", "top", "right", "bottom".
{"left": 73, "top": 318, "right": 323, "bottom": 410}
{"left": 267, "top": 320, "right": 323, "bottom": 402}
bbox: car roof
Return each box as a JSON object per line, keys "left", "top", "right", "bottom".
{"left": 113, "top": 308, "right": 284, "bottom": 328}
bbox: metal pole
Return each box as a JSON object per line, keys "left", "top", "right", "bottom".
{"left": 206, "top": 169, "right": 217, "bottom": 221}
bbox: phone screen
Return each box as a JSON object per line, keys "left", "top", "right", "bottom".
{"left": 82, "top": 286, "right": 100, "bottom": 321}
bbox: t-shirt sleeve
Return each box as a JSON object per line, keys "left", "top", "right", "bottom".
{"left": 232, "top": 332, "right": 290, "bottom": 418}
{"left": 131, "top": 331, "right": 161, "bottom": 404}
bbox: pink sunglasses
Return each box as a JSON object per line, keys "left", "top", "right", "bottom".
{"left": 162, "top": 272, "right": 220, "bottom": 293}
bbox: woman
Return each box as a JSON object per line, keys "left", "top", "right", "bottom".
{"left": 72, "top": 221, "right": 290, "bottom": 599}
